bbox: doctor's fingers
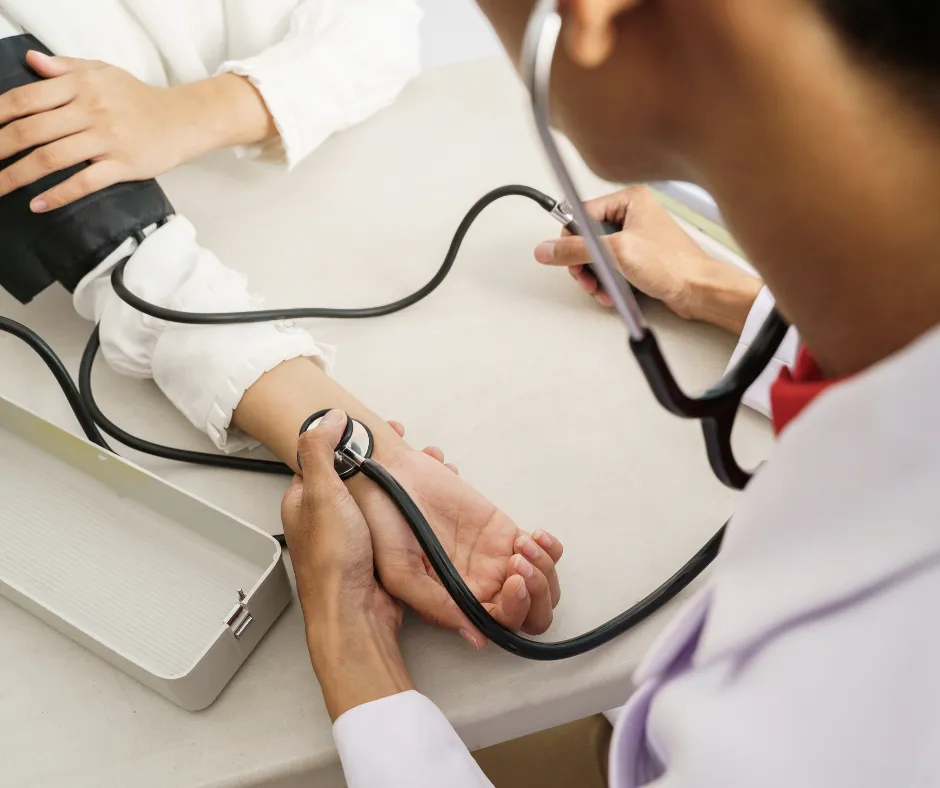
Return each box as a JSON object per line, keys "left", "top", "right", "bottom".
{"left": 569, "top": 265, "right": 615, "bottom": 308}
{"left": 386, "top": 422, "right": 461, "bottom": 475}
{"left": 421, "top": 445, "right": 459, "bottom": 475}
{"left": 295, "top": 412, "right": 363, "bottom": 528}
{"left": 535, "top": 232, "right": 630, "bottom": 272}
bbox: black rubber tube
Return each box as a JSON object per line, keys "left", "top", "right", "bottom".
{"left": 110, "top": 185, "right": 557, "bottom": 324}
{"left": 0, "top": 315, "right": 111, "bottom": 449}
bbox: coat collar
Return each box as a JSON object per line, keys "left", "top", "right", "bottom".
{"left": 695, "top": 324, "right": 940, "bottom": 663}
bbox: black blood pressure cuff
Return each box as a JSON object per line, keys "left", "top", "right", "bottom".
{"left": 0, "top": 34, "right": 174, "bottom": 304}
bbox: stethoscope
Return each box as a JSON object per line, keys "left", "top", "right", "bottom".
{"left": 0, "top": 0, "right": 788, "bottom": 660}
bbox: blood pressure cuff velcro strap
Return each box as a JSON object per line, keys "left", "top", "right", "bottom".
{"left": 0, "top": 34, "right": 173, "bottom": 304}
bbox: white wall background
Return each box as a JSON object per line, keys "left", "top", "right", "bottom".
{"left": 418, "top": 0, "right": 502, "bottom": 69}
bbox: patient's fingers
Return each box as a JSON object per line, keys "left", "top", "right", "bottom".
{"left": 511, "top": 554, "right": 555, "bottom": 634}
{"left": 516, "top": 532, "right": 561, "bottom": 609}
{"left": 387, "top": 420, "right": 405, "bottom": 438}
{"left": 483, "top": 574, "right": 530, "bottom": 633}
{"left": 532, "top": 529, "right": 564, "bottom": 564}
{"left": 422, "top": 446, "right": 459, "bottom": 474}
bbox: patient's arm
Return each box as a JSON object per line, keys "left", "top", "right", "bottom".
{"left": 78, "top": 216, "right": 563, "bottom": 646}
{"left": 234, "top": 356, "right": 564, "bottom": 646}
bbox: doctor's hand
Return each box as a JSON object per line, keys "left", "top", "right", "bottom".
{"left": 534, "top": 185, "right": 763, "bottom": 335}
{"left": 0, "top": 51, "right": 275, "bottom": 211}
{"left": 282, "top": 410, "right": 414, "bottom": 722}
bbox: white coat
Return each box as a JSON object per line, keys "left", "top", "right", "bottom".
{"left": 331, "top": 322, "right": 940, "bottom": 786}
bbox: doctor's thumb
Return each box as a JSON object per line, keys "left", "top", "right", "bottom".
{"left": 536, "top": 234, "right": 613, "bottom": 268}
{"left": 296, "top": 410, "right": 347, "bottom": 478}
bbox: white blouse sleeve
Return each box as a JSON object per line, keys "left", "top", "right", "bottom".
{"left": 217, "top": 0, "right": 422, "bottom": 169}
{"left": 72, "top": 215, "right": 334, "bottom": 453}
{"left": 333, "top": 691, "right": 493, "bottom": 788}
{"left": 726, "top": 286, "right": 800, "bottom": 418}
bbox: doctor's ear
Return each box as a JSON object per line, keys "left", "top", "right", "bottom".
{"left": 565, "top": 0, "right": 645, "bottom": 68}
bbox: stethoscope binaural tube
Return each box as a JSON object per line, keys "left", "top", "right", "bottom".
{"left": 522, "top": 0, "right": 790, "bottom": 491}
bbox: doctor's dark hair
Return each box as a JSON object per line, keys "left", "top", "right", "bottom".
{"left": 821, "top": 1, "right": 940, "bottom": 79}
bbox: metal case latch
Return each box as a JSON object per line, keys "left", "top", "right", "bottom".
{"left": 225, "top": 589, "right": 253, "bottom": 639}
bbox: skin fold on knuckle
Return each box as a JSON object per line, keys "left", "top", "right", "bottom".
{"left": 611, "top": 235, "right": 632, "bottom": 273}
{"left": 33, "top": 146, "right": 59, "bottom": 172}
{"left": 70, "top": 173, "right": 95, "bottom": 200}
{"left": 7, "top": 119, "right": 35, "bottom": 150}
{"left": 300, "top": 484, "right": 342, "bottom": 524}
{"left": 8, "top": 85, "right": 35, "bottom": 116}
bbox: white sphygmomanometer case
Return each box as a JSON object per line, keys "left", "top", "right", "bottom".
{"left": 0, "top": 394, "right": 291, "bottom": 710}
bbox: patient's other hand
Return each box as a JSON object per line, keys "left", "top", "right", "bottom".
{"left": 349, "top": 421, "right": 564, "bottom": 649}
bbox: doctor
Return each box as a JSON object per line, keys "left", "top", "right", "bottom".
{"left": 283, "top": 0, "right": 940, "bottom": 785}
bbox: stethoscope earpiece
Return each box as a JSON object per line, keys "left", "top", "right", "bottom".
{"left": 297, "top": 409, "right": 374, "bottom": 479}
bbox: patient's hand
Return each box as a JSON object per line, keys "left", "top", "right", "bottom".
{"left": 349, "top": 422, "right": 563, "bottom": 648}
{"left": 0, "top": 52, "right": 275, "bottom": 211}
{"left": 232, "top": 360, "right": 563, "bottom": 649}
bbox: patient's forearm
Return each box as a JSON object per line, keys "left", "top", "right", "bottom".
{"left": 232, "top": 357, "right": 404, "bottom": 473}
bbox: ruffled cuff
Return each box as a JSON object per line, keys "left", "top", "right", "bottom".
{"left": 78, "top": 215, "right": 335, "bottom": 452}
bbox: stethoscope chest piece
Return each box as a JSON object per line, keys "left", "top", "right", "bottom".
{"left": 298, "top": 409, "right": 374, "bottom": 479}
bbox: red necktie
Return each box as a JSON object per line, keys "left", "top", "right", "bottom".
{"left": 769, "top": 347, "right": 840, "bottom": 435}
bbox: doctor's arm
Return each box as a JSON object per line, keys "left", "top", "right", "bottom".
{"left": 533, "top": 186, "right": 799, "bottom": 418}
{"left": 284, "top": 417, "right": 493, "bottom": 788}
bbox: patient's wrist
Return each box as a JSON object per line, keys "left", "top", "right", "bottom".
{"left": 232, "top": 357, "right": 407, "bottom": 472}
{"left": 171, "top": 74, "right": 277, "bottom": 159}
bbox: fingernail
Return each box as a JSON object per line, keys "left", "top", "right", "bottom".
{"left": 30, "top": 199, "right": 48, "bottom": 213}
{"left": 516, "top": 578, "right": 528, "bottom": 600}
{"left": 534, "top": 241, "right": 555, "bottom": 263}
{"left": 320, "top": 409, "right": 345, "bottom": 426}
{"left": 520, "top": 538, "right": 541, "bottom": 562}
{"left": 533, "top": 529, "right": 553, "bottom": 548}
{"left": 459, "top": 629, "right": 481, "bottom": 651}
{"left": 513, "top": 554, "right": 534, "bottom": 578}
